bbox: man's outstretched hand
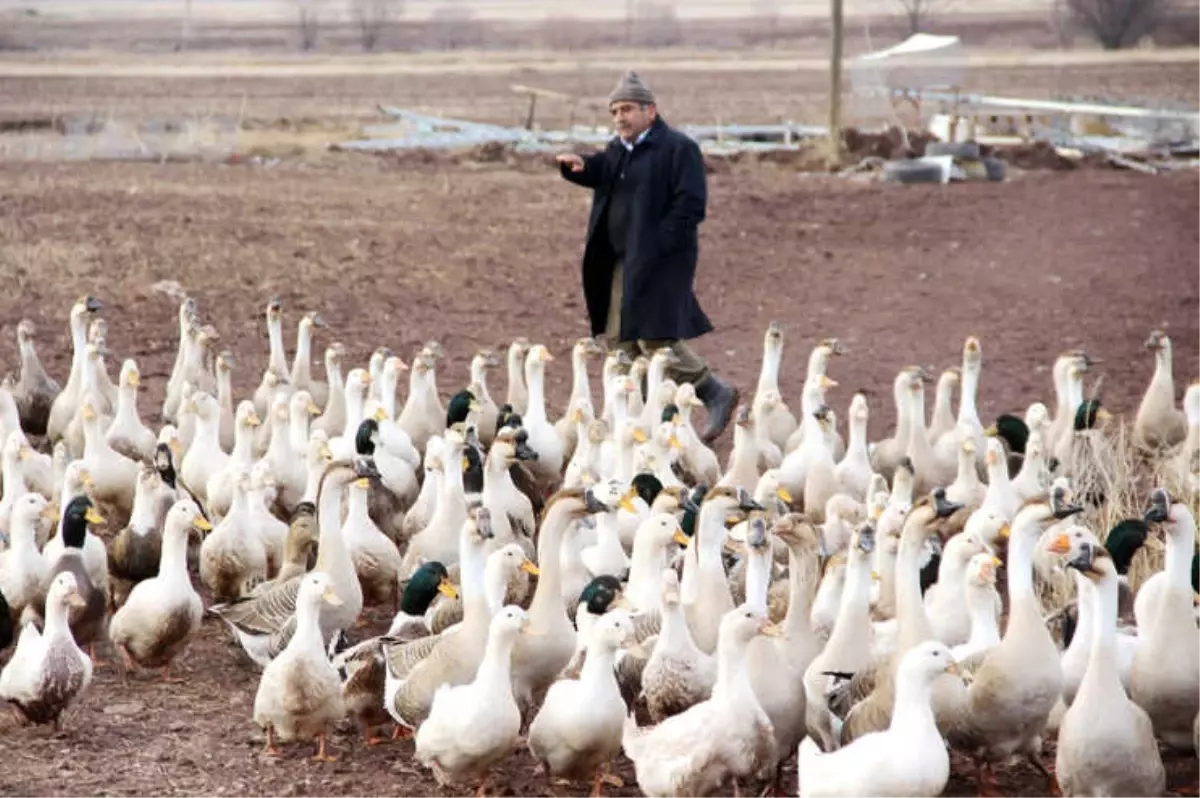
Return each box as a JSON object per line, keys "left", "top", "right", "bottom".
{"left": 556, "top": 152, "right": 584, "bottom": 172}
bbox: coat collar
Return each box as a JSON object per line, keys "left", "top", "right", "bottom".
{"left": 613, "top": 115, "right": 669, "bottom": 151}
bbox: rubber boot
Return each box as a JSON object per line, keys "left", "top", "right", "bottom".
{"left": 694, "top": 374, "right": 739, "bottom": 443}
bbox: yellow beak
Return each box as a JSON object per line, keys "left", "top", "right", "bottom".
{"left": 193, "top": 514, "right": 213, "bottom": 532}
{"left": 776, "top": 487, "right": 793, "bottom": 504}
{"left": 673, "top": 530, "right": 690, "bottom": 546}
{"left": 84, "top": 508, "right": 105, "bottom": 525}
{"left": 520, "top": 560, "right": 540, "bottom": 576}
{"left": 437, "top": 579, "right": 459, "bottom": 599}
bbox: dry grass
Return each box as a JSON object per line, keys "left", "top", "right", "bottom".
{"left": 1038, "top": 415, "right": 1198, "bottom": 619}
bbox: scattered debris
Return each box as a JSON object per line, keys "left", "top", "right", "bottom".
{"left": 332, "top": 104, "right": 828, "bottom": 156}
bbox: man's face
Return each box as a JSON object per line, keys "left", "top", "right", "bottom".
{"left": 611, "top": 101, "right": 656, "bottom": 141}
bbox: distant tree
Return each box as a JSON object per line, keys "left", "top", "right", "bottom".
{"left": 541, "top": 13, "right": 589, "bottom": 51}
{"left": 176, "top": 0, "right": 192, "bottom": 52}
{"left": 1066, "top": 0, "right": 1164, "bottom": 48}
{"left": 892, "top": 0, "right": 948, "bottom": 35}
{"left": 294, "top": 0, "right": 321, "bottom": 51}
{"left": 753, "top": 0, "right": 782, "bottom": 46}
{"left": 350, "top": 0, "right": 397, "bottom": 51}
{"left": 632, "top": 0, "right": 682, "bottom": 46}
{"left": 427, "top": 0, "right": 481, "bottom": 50}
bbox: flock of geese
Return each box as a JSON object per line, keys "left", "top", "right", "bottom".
{"left": 0, "top": 295, "right": 1197, "bottom": 797}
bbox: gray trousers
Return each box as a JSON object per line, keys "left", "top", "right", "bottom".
{"left": 605, "top": 262, "right": 710, "bottom": 385}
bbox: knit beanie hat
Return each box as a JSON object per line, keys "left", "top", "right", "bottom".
{"left": 608, "top": 70, "right": 656, "bottom": 107}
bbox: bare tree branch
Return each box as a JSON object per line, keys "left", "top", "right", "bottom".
{"left": 1066, "top": 0, "right": 1164, "bottom": 48}
{"left": 892, "top": 0, "right": 949, "bottom": 35}
{"left": 350, "top": 0, "right": 398, "bottom": 51}
{"left": 294, "top": 0, "right": 321, "bottom": 51}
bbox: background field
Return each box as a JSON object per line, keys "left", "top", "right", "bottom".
{"left": 0, "top": 3, "right": 1198, "bottom": 796}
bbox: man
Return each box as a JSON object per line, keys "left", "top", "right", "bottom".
{"left": 555, "top": 69, "right": 738, "bottom": 443}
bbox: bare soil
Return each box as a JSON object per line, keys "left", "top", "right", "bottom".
{"left": 0, "top": 65, "right": 1197, "bottom": 797}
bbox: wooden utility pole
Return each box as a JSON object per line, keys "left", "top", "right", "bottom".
{"left": 828, "top": 0, "right": 844, "bottom": 159}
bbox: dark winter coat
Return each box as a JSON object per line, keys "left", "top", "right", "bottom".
{"left": 560, "top": 116, "right": 714, "bottom": 343}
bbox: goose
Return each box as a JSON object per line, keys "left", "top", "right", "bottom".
{"left": 180, "top": 391, "right": 229, "bottom": 505}
{"left": 869, "top": 368, "right": 922, "bottom": 481}
{"left": 397, "top": 348, "right": 444, "bottom": 456}
{"left": 108, "top": 462, "right": 176, "bottom": 606}
{"left": 0, "top": 388, "right": 53, "bottom": 498}
{"left": 415, "top": 606, "right": 530, "bottom": 794}
{"left": 161, "top": 296, "right": 196, "bottom": 424}
{"left": 622, "top": 606, "right": 780, "bottom": 797}
{"left": 0, "top": 430, "right": 32, "bottom": 533}
{"left": 310, "top": 343, "right": 347, "bottom": 438}
{"left": 206, "top": 400, "right": 261, "bottom": 520}
{"left": 753, "top": 321, "right": 798, "bottom": 450}
{"left": 641, "top": 566, "right": 716, "bottom": 723}
{"left": 23, "top": 495, "right": 109, "bottom": 658}
{"left": 47, "top": 295, "right": 102, "bottom": 443}
{"left": 834, "top": 392, "right": 873, "bottom": 502}
{"left": 208, "top": 458, "right": 374, "bottom": 667}
{"left": 940, "top": 485, "right": 1084, "bottom": 794}
{"left": 523, "top": 344, "right": 564, "bottom": 491}
{"left": 512, "top": 487, "right": 618, "bottom": 712}
{"left": 401, "top": 429, "right": 468, "bottom": 576}
{"left": 556, "top": 337, "right": 604, "bottom": 460}
{"left": 504, "top": 337, "right": 530, "bottom": 416}
{"left": 798, "top": 641, "right": 960, "bottom": 798}
{"left": 0, "top": 494, "right": 55, "bottom": 623}
{"left": 1054, "top": 538, "right": 1166, "bottom": 797}
{"left": 63, "top": 342, "right": 112, "bottom": 459}
{"left": 802, "top": 522, "right": 878, "bottom": 751}
{"left": 784, "top": 338, "right": 844, "bottom": 457}
{"left": 10, "top": 319, "right": 60, "bottom": 437}
{"left": 384, "top": 505, "right": 497, "bottom": 732}
{"left": 1134, "top": 330, "right": 1187, "bottom": 452}
{"left": 1167, "top": 380, "right": 1199, "bottom": 490}
{"left": 683, "top": 487, "right": 761, "bottom": 655}
{"left": 212, "top": 350, "right": 236, "bottom": 453}
{"left": 200, "top": 469, "right": 267, "bottom": 601}
{"left": 0, "top": 571, "right": 93, "bottom": 729}
{"left": 252, "top": 296, "right": 291, "bottom": 419}
{"left": 253, "top": 571, "right": 345, "bottom": 762}
{"left": 289, "top": 311, "right": 328, "bottom": 408}
{"left": 528, "top": 609, "right": 635, "bottom": 795}
{"left": 831, "top": 490, "right": 965, "bottom": 745}
{"left": 109, "top": 499, "right": 210, "bottom": 680}
{"left": 464, "top": 350, "right": 500, "bottom": 449}
{"left": 328, "top": 368, "right": 371, "bottom": 462}
{"left": 925, "top": 367, "right": 960, "bottom": 445}
{"left": 924, "top": 511, "right": 1003, "bottom": 646}
{"left": 950, "top": 553, "right": 1002, "bottom": 662}
{"left": 1130, "top": 488, "right": 1199, "bottom": 752}
{"left": 979, "top": 437, "right": 1021, "bottom": 521}
{"left": 932, "top": 337, "right": 985, "bottom": 475}
{"left": 778, "top": 375, "right": 838, "bottom": 497}
{"left": 1010, "top": 428, "right": 1050, "bottom": 504}
{"left": 1046, "top": 526, "right": 1137, "bottom": 706}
